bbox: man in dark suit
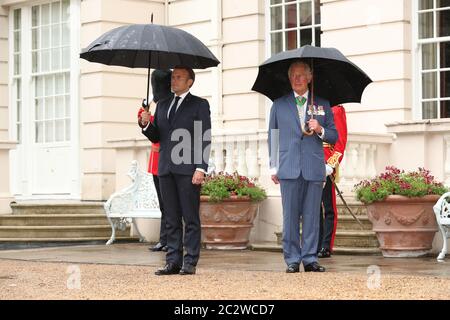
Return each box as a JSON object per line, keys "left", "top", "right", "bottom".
{"left": 268, "top": 60, "right": 338, "bottom": 273}
{"left": 140, "top": 66, "right": 211, "bottom": 276}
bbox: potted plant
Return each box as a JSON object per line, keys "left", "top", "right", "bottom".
{"left": 199, "top": 172, "right": 267, "bottom": 249}
{"left": 353, "top": 166, "right": 448, "bottom": 257}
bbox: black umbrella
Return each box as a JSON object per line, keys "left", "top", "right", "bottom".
{"left": 251, "top": 45, "right": 372, "bottom": 106}
{"left": 80, "top": 22, "right": 220, "bottom": 105}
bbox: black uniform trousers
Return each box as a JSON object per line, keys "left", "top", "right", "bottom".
{"left": 152, "top": 174, "right": 167, "bottom": 246}
{"left": 318, "top": 176, "right": 335, "bottom": 251}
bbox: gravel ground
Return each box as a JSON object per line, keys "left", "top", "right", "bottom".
{"left": 0, "top": 259, "right": 449, "bottom": 300}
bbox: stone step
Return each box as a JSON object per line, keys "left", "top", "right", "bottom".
{"left": 335, "top": 215, "right": 373, "bottom": 231}
{"left": 333, "top": 246, "right": 381, "bottom": 255}
{"left": 10, "top": 201, "right": 105, "bottom": 215}
{"left": 0, "top": 214, "right": 109, "bottom": 226}
{"left": 0, "top": 225, "right": 130, "bottom": 238}
{"left": 0, "top": 236, "right": 138, "bottom": 242}
{"left": 334, "top": 230, "right": 379, "bottom": 248}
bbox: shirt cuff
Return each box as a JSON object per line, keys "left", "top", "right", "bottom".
{"left": 269, "top": 167, "right": 278, "bottom": 175}
{"left": 318, "top": 127, "right": 325, "bottom": 140}
{"left": 142, "top": 122, "right": 151, "bottom": 131}
{"left": 195, "top": 168, "right": 207, "bottom": 174}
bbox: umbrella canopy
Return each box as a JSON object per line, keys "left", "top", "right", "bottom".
{"left": 251, "top": 45, "right": 372, "bottom": 106}
{"left": 80, "top": 23, "right": 219, "bottom": 69}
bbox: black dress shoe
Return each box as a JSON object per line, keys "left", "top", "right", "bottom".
{"left": 304, "top": 262, "right": 326, "bottom": 272}
{"left": 150, "top": 242, "right": 166, "bottom": 252}
{"left": 154, "top": 263, "right": 181, "bottom": 276}
{"left": 286, "top": 263, "right": 300, "bottom": 273}
{"left": 161, "top": 245, "right": 168, "bottom": 252}
{"left": 179, "top": 264, "right": 196, "bottom": 275}
{"left": 318, "top": 247, "right": 331, "bottom": 258}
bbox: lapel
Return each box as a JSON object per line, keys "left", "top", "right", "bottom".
{"left": 171, "top": 92, "right": 192, "bottom": 126}
{"left": 306, "top": 92, "right": 313, "bottom": 122}
{"left": 286, "top": 92, "right": 301, "bottom": 129}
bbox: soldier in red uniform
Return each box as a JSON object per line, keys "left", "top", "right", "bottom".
{"left": 137, "top": 69, "right": 172, "bottom": 252}
{"left": 318, "top": 104, "right": 348, "bottom": 258}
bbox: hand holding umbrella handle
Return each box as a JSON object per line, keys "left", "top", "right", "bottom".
{"left": 142, "top": 98, "right": 150, "bottom": 112}
{"left": 301, "top": 105, "right": 315, "bottom": 136}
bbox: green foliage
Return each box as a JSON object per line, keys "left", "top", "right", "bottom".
{"left": 353, "top": 166, "right": 449, "bottom": 204}
{"left": 201, "top": 172, "right": 267, "bottom": 202}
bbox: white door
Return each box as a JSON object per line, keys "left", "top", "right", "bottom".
{"left": 9, "top": 1, "right": 80, "bottom": 198}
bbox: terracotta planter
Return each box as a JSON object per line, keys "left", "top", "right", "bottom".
{"left": 367, "top": 195, "right": 439, "bottom": 257}
{"left": 199, "top": 196, "right": 259, "bottom": 250}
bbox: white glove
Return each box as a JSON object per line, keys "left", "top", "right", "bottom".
{"left": 325, "top": 164, "right": 333, "bottom": 176}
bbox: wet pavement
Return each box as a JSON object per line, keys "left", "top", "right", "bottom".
{"left": 0, "top": 242, "right": 448, "bottom": 278}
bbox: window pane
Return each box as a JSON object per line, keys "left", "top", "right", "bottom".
{"left": 55, "top": 120, "right": 64, "bottom": 142}
{"left": 51, "top": 2, "right": 61, "bottom": 23}
{"left": 42, "top": 49, "right": 50, "bottom": 72}
{"left": 300, "top": 2, "right": 312, "bottom": 27}
{"left": 14, "top": 54, "right": 20, "bottom": 75}
{"left": 52, "top": 48, "right": 61, "bottom": 70}
{"left": 42, "top": 25, "right": 50, "bottom": 48}
{"left": 45, "top": 97, "right": 54, "bottom": 119}
{"left": 32, "top": 29, "right": 39, "bottom": 50}
{"left": 14, "top": 31, "right": 20, "bottom": 52}
{"left": 422, "top": 43, "right": 437, "bottom": 70}
{"left": 62, "top": 0, "right": 70, "bottom": 22}
{"left": 36, "top": 122, "right": 43, "bottom": 143}
{"left": 314, "top": 0, "right": 321, "bottom": 24}
{"left": 285, "top": 4, "right": 297, "bottom": 29}
{"left": 32, "top": 51, "right": 39, "bottom": 73}
{"left": 271, "top": 6, "right": 282, "bottom": 31}
{"left": 422, "top": 101, "right": 437, "bottom": 119}
{"left": 35, "top": 77, "right": 44, "bottom": 97}
{"left": 32, "top": 6, "right": 39, "bottom": 27}
{"left": 271, "top": 32, "right": 283, "bottom": 55}
{"left": 440, "top": 100, "right": 450, "bottom": 118}
{"left": 271, "top": 0, "right": 282, "bottom": 4}
{"left": 422, "top": 72, "right": 437, "bottom": 98}
{"left": 437, "top": 0, "right": 450, "bottom": 7}
{"left": 55, "top": 74, "right": 64, "bottom": 94}
{"left": 441, "top": 42, "right": 450, "bottom": 68}
{"left": 286, "top": 30, "right": 297, "bottom": 50}
{"left": 62, "top": 46, "right": 70, "bottom": 69}
{"left": 65, "top": 119, "right": 71, "bottom": 140}
{"left": 441, "top": 71, "right": 450, "bottom": 97}
{"left": 300, "top": 28, "right": 312, "bottom": 46}
{"left": 55, "top": 96, "right": 64, "bottom": 118}
{"left": 45, "top": 75, "right": 54, "bottom": 96}
{"left": 62, "top": 23, "right": 70, "bottom": 46}
{"left": 17, "top": 125, "right": 21, "bottom": 144}
{"left": 437, "top": 9, "right": 450, "bottom": 37}
{"left": 16, "top": 78, "right": 21, "bottom": 98}
{"left": 419, "top": 12, "right": 433, "bottom": 39}
{"left": 65, "top": 95, "right": 70, "bottom": 117}
{"left": 42, "top": 4, "right": 50, "bottom": 25}
{"left": 17, "top": 101, "right": 21, "bottom": 122}
{"left": 45, "top": 121, "right": 54, "bottom": 142}
{"left": 314, "top": 27, "right": 321, "bottom": 47}
{"left": 14, "top": 9, "right": 21, "bottom": 30}
{"left": 64, "top": 73, "right": 70, "bottom": 93}
{"left": 420, "top": 0, "right": 433, "bottom": 9}
{"left": 52, "top": 24, "right": 61, "bottom": 47}
{"left": 35, "top": 99, "right": 44, "bottom": 120}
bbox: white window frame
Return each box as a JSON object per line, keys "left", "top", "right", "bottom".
{"left": 412, "top": 0, "right": 450, "bottom": 120}
{"left": 8, "top": 0, "right": 81, "bottom": 199}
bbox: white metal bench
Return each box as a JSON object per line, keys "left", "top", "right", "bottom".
{"left": 104, "top": 160, "right": 161, "bottom": 245}
{"left": 433, "top": 192, "right": 450, "bottom": 261}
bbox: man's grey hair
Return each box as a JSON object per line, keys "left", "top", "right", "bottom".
{"left": 288, "top": 60, "right": 312, "bottom": 78}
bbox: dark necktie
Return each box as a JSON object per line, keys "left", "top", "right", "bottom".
{"left": 169, "top": 96, "right": 181, "bottom": 124}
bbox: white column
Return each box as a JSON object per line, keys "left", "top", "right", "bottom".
{"left": 445, "top": 135, "right": 450, "bottom": 186}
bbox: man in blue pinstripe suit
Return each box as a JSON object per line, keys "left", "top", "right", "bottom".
{"left": 268, "top": 60, "right": 338, "bottom": 273}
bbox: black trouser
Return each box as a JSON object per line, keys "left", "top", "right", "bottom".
{"left": 318, "top": 176, "right": 335, "bottom": 251}
{"left": 152, "top": 175, "right": 167, "bottom": 246}
{"left": 159, "top": 172, "right": 201, "bottom": 267}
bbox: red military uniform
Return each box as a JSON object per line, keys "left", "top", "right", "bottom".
{"left": 138, "top": 107, "right": 160, "bottom": 175}
{"left": 323, "top": 105, "right": 348, "bottom": 251}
